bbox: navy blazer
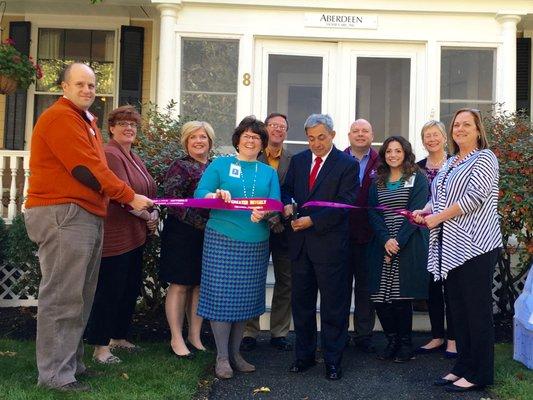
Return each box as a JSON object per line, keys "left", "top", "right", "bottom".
{"left": 281, "top": 146, "right": 359, "bottom": 263}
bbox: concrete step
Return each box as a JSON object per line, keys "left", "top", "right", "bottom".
{"left": 262, "top": 263, "right": 431, "bottom": 332}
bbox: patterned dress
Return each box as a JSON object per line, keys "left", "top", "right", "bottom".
{"left": 371, "top": 183, "right": 411, "bottom": 303}
{"left": 159, "top": 156, "right": 209, "bottom": 285}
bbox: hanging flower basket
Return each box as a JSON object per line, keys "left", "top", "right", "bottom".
{"left": 0, "top": 38, "right": 42, "bottom": 94}
{"left": 0, "top": 74, "right": 17, "bottom": 95}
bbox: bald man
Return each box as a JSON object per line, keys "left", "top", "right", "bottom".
{"left": 25, "top": 63, "right": 152, "bottom": 391}
{"left": 344, "top": 119, "right": 380, "bottom": 352}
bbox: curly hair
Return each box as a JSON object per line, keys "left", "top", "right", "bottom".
{"left": 375, "top": 136, "right": 419, "bottom": 187}
{"left": 231, "top": 116, "right": 269, "bottom": 151}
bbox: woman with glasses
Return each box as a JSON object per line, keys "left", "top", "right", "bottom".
{"left": 86, "top": 105, "right": 158, "bottom": 364}
{"left": 367, "top": 136, "right": 429, "bottom": 363}
{"left": 414, "top": 108, "right": 502, "bottom": 392}
{"left": 194, "top": 116, "right": 280, "bottom": 379}
{"left": 159, "top": 121, "right": 215, "bottom": 359}
{"left": 415, "top": 121, "right": 456, "bottom": 358}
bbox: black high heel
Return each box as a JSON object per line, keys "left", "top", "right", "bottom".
{"left": 168, "top": 346, "right": 194, "bottom": 359}
{"left": 186, "top": 340, "right": 207, "bottom": 353}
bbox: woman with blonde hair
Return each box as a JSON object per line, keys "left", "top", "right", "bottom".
{"left": 159, "top": 120, "right": 215, "bottom": 358}
{"left": 415, "top": 120, "right": 456, "bottom": 358}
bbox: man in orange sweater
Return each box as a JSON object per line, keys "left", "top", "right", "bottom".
{"left": 24, "top": 63, "right": 153, "bottom": 392}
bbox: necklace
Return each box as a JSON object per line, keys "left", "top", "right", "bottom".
{"left": 427, "top": 154, "right": 447, "bottom": 169}
{"left": 236, "top": 157, "right": 258, "bottom": 198}
{"left": 452, "top": 148, "right": 478, "bottom": 167}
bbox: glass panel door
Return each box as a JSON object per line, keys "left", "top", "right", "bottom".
{"left": 355, "top": 57, "right": 411, "bottom": 144}
{"left": 255, "top": 40, "right": 335, "bottom": 154}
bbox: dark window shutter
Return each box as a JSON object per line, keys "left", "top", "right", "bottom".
{"left": 516, "top": 38, "right": 531, "bottom": 116}
{"left": 118, "top": 26, "right": 144, "bottom": 109}
{"left": 3, "top": 21, "right": 31, "bottom": 150}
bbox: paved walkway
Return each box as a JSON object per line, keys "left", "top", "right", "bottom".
{"left": 209, "top": 333, "right": 491, "bottom": 400}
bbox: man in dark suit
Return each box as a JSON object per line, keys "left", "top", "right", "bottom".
{"left": 242, "top": 112, "right": 293, "bottom": 352}
{"left": 344, "top": 119, "right": 380, "bottom": 353}
{"left": 281, "top": 114, "right": 358, "bottom": 380}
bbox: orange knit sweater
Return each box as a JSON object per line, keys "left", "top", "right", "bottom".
{"left": 26, "top": 97, "right": 135, "bottom": 217}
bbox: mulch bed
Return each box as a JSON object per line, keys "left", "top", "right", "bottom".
{"left": 0, "top": 306, "right": 513, "bottom": 343}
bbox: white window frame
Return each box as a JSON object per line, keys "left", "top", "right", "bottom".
{"left": 436, "top": 42, "right": 499, "bottom": 121}
{"left": 25, "top": 15, "right": 127, "bottom": 149}
{"left": 175, "top": 32, "right": 242, "bottom": 138}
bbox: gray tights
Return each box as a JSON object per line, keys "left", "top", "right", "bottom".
{"left": 210, "top": 321, "right": 246, "bottom": 359}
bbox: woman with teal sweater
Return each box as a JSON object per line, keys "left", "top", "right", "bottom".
{"left": 194, "top": 116, "right": 280, "bottom": 380}
{"left": 367, "top": 136, "right": 429, "bottom": 363}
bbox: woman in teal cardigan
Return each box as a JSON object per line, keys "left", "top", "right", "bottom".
{"left": 367, "top": 136, "right": 429, "bottom": 363}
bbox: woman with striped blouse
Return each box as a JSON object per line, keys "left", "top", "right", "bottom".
{"left": 367, "top": 136, "right": 429, "bottom": 363}
{"left": 414, "top": 108, "right": 502, "bottom": 392}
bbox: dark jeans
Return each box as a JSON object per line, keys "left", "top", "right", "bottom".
{"left": 350, "top": 243, "right": 376, "bottom": 339}
{"left": 86, "top": 246, "right": 144, "bottom": 346}
{"left": 427, "top": 276, "right": 455, "bottom": 340}
{"left": 446, "top": 249, "right": 499, "bottom": 386}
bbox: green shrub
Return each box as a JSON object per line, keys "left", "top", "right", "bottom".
{"left": 485, "top": 108, "right": 533, "bottom": 315}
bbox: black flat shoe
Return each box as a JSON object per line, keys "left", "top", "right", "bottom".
{"left": 270, "top": 337, "right": 293, "bottom": 351}
{"left": 433, "top": 377, "right": 457, "bottom": 386}
{"left": 289, "top": 359, "right": 316, "bottom": 373}
{"left": 445, "top": 350, "right": 458, "bottom": 359}
{"left": 168, "top": 346, "right": 194, "bottom": 359}
{"left": 416, "top": 342, "right": 445, "bottom": 354}
{"left": 445, "top": 384, "right": 484, "bottom": 393}
{"left": 325, "top": 364, "right": 342, "bottom": 380}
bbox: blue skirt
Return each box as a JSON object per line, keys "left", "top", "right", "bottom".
{"left": 198, "top": 227, "right": 269, "bottom": 322}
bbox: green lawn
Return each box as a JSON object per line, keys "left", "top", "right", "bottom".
{"left": 1, "top": 340, "right": 531, "bottom": 400}
{"left": 0, "top": 339, "right": 214, "bottom": 400}
{"left": 493, "top": 343, "right": 533, "bottom": 400}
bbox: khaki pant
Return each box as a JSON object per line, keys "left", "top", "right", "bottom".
{"left": 25, "top": 204, "right": 103, "bottom": 388}
{"left": 245, "top": 231, "right": 292, "bottom": 338}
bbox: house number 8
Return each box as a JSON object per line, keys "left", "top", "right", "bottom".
{"left": 242, "top": 73, "right": 251, "bottom": 86}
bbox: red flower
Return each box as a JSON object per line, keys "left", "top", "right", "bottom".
{"left": 11, "top": 55, "right": 21, "bottom": 63}
{"left": 2, "top": 38, "right": 15, "bottom": 45}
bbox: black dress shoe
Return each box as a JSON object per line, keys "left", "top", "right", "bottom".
{"left": 416, "top": 342, "right": 445, "bottom": 354}
{"left": 240, "top": 337, "right": 257, "bottom": 352}
{"left": 169, "top": 346, "right": 194, "bottom": 359}
{"left": 270, "top": 337, "right": 293, "bottom": 351}
{"left": 325, "top": 364, "right": 342, "bottom": 380}
{"left": 445, "top": 383, "right": 484, "bottom": 392}
{"left": 289, "top": 359, "right": 316, "bottom": 373}
{"left": 433, "top": 377, "right": 457, "bottom": 386}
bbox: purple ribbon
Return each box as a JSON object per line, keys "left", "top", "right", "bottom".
{"left": 153, "top": 197, "right": 284, "bottom": 212}
{"left": 302, "top": 201, "right": 429, "bottom": 227}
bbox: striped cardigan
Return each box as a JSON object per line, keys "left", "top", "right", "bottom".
{"left": 427, "top": 149, "right": 502, "bottom": 280}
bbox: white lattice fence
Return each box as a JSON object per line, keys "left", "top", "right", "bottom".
{"left": 492, "top": 266, "right": 529, "bottom": 314}
{"left": 0, "top": 264, "right": 37, "bottom": 307}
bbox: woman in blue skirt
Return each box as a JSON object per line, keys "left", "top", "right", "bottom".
{"left": 194, "top": 116, "right": 280, "bottom": 379}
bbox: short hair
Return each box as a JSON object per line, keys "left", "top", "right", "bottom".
{"left": 375, "top": 136, "right": 419, "bottom": 187}
{"left": 420, "top": 120, "right": 446, "bottom": 140}
{"left": 231, "top": 116, "right": 268, "bottom": 151}
{"left": 56, "top": 62, "right": 93, "bottom": 86}
{"left": 107, "top": 105, "right": 141, "bottom": 137}
{"left": 180, "top": 121, "right": 215, "bottom": 154}
{"left": 448, "top": 108, "right": 489, "bottom": 154}
{"left": 265, "top": 112, "right": 289, "bottom": 131}
{"left": 304, "top": 114, "right": 334, "bottom": 133}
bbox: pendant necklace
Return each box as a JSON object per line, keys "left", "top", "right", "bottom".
{"left": 237, "top": 158, "right": 258, "bottom": 198}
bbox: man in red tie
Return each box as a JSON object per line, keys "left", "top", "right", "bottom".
{"left": 281, "top": 114, "right": 358, "bottom": 380}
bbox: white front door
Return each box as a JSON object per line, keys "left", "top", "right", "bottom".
{"left": 254, "top": 39, "right": 426, "bottom": 153}
{"left": 254, "top": 39, "right": 337, "bottom": 154}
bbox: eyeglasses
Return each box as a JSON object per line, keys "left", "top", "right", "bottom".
{"left": 267, "top": 123, "right": 288, "bottom": 132}
{"left": 115, "top": 121, "right": 138, "bottom": 128}
{"left": 242, "top": 134, "right": 262, "bottom": 142}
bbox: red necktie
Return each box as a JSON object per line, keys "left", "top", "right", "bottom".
{"left": 309, "top": 156, "right": 323, "bottom": 190}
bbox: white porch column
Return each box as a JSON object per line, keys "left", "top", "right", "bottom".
{"left": 155, "top": 2, "right": 181, "bottom": 108}
{"left": 496, "top": 14, "right": 522, "bottom": 112}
